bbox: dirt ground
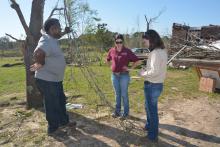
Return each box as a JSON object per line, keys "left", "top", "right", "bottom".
{"left": 0, "top": 96, "right": 220, "bottom": 147}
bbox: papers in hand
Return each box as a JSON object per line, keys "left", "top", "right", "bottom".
{"left": 139, "top": 68, "right": 146, "bottom": 77}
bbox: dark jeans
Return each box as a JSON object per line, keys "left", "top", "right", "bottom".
{"left": 144, "top": 81, "right": 163, "bottom": 140}
{"left": 36, "top": 78, "right": 69, "bottom": 133}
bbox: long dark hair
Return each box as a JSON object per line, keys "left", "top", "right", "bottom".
{"left": 114, "top": 34, "right": 124, "bottom": 41}
{"left": 142, "top": 29, "right": 165, "bottom": 51}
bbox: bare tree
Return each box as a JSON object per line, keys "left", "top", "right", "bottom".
{"left": 144, "top": 8, "right": 166, "bottom": 31}
{"left": 9, "top": 0, "right": 45, "bottom": 108}
{"left": 9, "top": 0, "right": 94, "bottom": 108}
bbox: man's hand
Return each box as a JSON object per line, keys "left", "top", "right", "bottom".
{"left": 60, "top": 27, "right": 72, "bottom": 38}
{"left": 64, "top": 27, "right": 72, "bottom": 34}
{"left": 30, "top": 63, "right": 43, "bottom": 72}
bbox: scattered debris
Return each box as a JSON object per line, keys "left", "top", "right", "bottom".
{"left": 0, "top": 101, "right": 10, "bottom": 107}
{"left": 171, "top": 58, "right": 220, "bottom": 68}
{"left": 16, "top": 100, "right": 26, "bottom": 106}
{"left": 130, "top": 76, "right": 141, "bottom": 80}
{"left": 170, "top": 23, "right": 220, "bottom": 60}
{"left": 66, "top": 103, "right": 83, "bottom": 109}
{"left": 1, "top": 63, "right": 23, "bottom": 67}
{"left": 171, "top": 87, "right": 179, "bottom": 91}
{"left": 196, "top": 66, "right": 220, "bottom": 91}
{"left": 10, "top": 97, "right": 17, "bottom": 100}
{"left": 199, "top": 77, "right": 216, "bottom": 93}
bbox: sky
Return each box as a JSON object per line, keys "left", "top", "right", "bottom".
{"left": 0, "top": 0, "right": 220, "bottom": 39}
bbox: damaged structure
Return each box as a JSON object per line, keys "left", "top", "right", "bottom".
{"left": 171, "top": 23, "right": 220, "bottom": 47}
{"left": 169, "top": 23, "right": 220, "bottom": 92}
{"left": 170, "top": 23, "right": 220, "bottom": 60}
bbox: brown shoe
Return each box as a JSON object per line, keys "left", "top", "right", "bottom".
{"left": 48, "top": 129, "right": 67, "bottom": 137}
{"left": 142, "top": 127, "right": 149, "bottom": 131}
{"left": 60, "top": 121, "right": 77, "bottom": 130}
{"left": 67, "top": 121, "right": 77, "bottom": 127}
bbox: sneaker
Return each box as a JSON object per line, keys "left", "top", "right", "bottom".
{"left": 111, "top": 113, "right": 120, "bottom": 118}
{"left": 142, "top": 127, "right": 149, "bottom": 131}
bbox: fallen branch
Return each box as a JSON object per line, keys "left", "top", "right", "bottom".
{"left": 172, "top": 58, "right": 220, "bottom": 67}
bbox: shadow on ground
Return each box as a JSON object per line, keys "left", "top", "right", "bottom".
{"left": 49, "top": 112, "right": 220, "bottom": 147}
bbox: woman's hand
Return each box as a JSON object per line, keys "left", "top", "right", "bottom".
{"left": 122, "top": 66, "right": 131, "bottom": 72}
{"left": 138, "top": 68, "right": 146, "bottom": 77}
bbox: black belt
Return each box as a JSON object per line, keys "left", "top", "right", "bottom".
{"left": 144, "top": 81, "right": 151, "bottom": 84}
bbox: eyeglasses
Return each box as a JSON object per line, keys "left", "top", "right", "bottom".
{"left": 115, "top": 41, "right": 123, "bottom": 44}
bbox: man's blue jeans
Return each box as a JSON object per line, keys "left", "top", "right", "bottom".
{"left": 144, "top": 81, "right": 163, "bottom": 140}
{"left": 36, "top": 78, "right": 69, "bottom": 133}
{"left": 111, "top": 73, "right": 130, "bottom": 116}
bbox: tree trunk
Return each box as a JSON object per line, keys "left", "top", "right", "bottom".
{"left": 10, "top": 0, "right": 47, "bottom": 108}
{"left": 25, "top": 0, "right": 45, "bottom": 108}
{"left": 147, "top": 22, "right": 150, "bottom": 31}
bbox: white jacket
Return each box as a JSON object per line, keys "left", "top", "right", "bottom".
{"left": 140, "top": 49, "right": 168, "bottom": 83}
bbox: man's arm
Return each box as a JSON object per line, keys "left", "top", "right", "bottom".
{"left": 33, "top": 49, "right": 46, "bottom": 65}
{"left": 30, "top": 48, "right": 46, "bottom": 71}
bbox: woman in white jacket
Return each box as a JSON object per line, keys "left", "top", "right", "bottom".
{"left": 139, "top": 30, "right": 168, "bottom": 141}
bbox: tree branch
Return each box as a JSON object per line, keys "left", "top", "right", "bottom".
{"left": 5, "top": 33, "right": 24, "bottom": 42}
{"left": 144, "top": 8, "right": 166, "bottom": 31}
{"left": 5, "top": 33, "right": 26, "bottom": 56}
{"left": 48, "top": 7, "right": 64, "bottom": 19}
{"left": 144, "top": 15, "right": 149, "bottom": 23}
{"left": 151, "top": 8, "right": 165, "bottom": 22}
{"left": 10, "top": 0, "right": 31, "bottom": 36}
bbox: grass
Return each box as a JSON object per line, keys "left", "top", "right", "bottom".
{"left": 0, "top": 57, "right": 219, "bottom": 146}
{"left": 0, "top": 57, "right": 25, "bottom": 99}
{"left": 0, "top": 57, "right": 219, "bottom": 113}
{"left": 0, "top": 49, "right": 23, "bottom": 57}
